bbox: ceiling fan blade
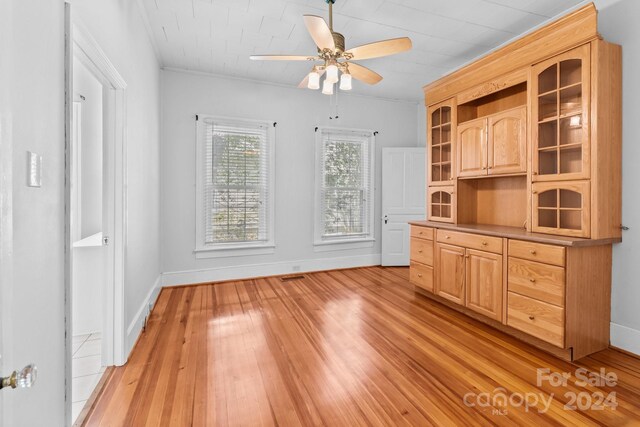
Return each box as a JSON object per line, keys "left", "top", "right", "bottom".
{"left": 346, "top": 37, "right": 412, "bottom": 60}
{"left": 347, "top": 63, "right": 383, "bottom": 85}
{"left": 297, "top": 69, "right": 326, "bottom": 88}
{"left": 250, "top": 55, "right": 317, "bottom": 61}
{"left": 303, "top": 15, "right": 336, "bottom": 51}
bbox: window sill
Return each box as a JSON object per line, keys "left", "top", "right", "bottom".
{"left": 194, "top": 244, "right": 275, "bottom": 259}
{"left": 313, "top": 238, "right": 375, "bottom": 252}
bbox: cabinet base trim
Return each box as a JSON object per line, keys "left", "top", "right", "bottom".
{"left": 415, "top": 287, "right": 574, "bottom": 361}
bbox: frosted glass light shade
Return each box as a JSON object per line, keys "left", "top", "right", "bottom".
{"left": 340, "top": 73, "right": 352, "bottom": 91}
{"left": 322, "top": 79, "right": 334, "bottom": 95}
{"left": 308, "top": 71, "right": 320, "bottom": 90}
{"left": 325, "top": 64, "right": 339, "bottom": 84}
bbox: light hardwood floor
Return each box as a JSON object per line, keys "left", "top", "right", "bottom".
{"left": 84, "top": 267, "right": 640, "bottom": 426}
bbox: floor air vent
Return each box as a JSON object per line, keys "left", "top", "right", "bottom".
{"left": 280, "top": 275, "right": 306, "bottom": 282}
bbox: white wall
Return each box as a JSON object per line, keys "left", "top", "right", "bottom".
{"left": 73, "top": 0, "right": 162, "bottom": 355}
{"left": 593, "top": 0, "right": 640, "bottom": 354}
{"left": 160, "top": 70, "right": 420, "bottom": 284}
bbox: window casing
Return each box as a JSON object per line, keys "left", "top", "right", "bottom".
{"left": 195, "top": 115, "right": 275, "bottom": 255}
{"left": 314, "top": 127, "right": 375, "bottom": 245}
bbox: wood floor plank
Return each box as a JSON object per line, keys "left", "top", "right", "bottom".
{"left": 84, "top": 267, "right": 640, "bottom": 426}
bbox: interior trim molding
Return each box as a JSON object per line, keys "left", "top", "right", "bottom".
{"left": 161, "top": 67, "right": 421, "bottom": 105}
{"left": 160, "top": 254, "right": 382, "bottom": 287}
{"left": 125, "top": 275, "right": 162, "bottom": 363}
{"left": 610, "top": 322, "right": 640, "bottom": 356}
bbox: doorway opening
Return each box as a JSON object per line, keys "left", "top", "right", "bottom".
{"left": 67, "top": 20, "right": 127, "bottom": 425}
{"left": 70, "top": 57, "right": 106, "bottom": 423}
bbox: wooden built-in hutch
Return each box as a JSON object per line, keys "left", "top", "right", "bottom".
{"left": 410, "top": 3, "right": 622, "bottom": 361}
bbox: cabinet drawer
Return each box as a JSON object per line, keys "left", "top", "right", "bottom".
{"left": 410, "top": 262, "right": 434, "bottom": 293}
{"left": 508, "top": 240, "right": 565, "bottom": 267}
{"left": 436, "top": 230, "right": 502, "bottom": 254}
{"left": 410, "top": 238, "right": 433, "bottom": 266}
{"left": 508, "top": 258, "right": 565, "bottom": 307}
{"left": 507, "top": 292, "right": 564, "bottom": 348}
{"left": 411, "top": 226, "right": 434, "bottom": 241}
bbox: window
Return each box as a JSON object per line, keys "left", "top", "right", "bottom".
{"left": 195, "top": 115, "right": 275, "bottom": 256}
{"left": 315, "top": 127, "right": 375, "bottom": 245}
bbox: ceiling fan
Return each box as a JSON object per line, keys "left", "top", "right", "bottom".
{"left": 249, "top": 0, "right": 412, "bottom": 95}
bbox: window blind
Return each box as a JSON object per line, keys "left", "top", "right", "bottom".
{"left": 318, "top": 129, "right": 373, "bottom": 241}
{"left": 201, "top": 117, "right": 271, "bottom": 245}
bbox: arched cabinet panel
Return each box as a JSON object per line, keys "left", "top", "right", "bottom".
{"left": 428, "top": 186, "right": 455, "bottom": 223}
{"left": 532, "top": 181, "right": 590, "bottom": 237}
{"left": 532, "top": 44, "right": 591, "bottom": 181}
{"left": 428, "top": 100, "right": 456, "bottom": 186}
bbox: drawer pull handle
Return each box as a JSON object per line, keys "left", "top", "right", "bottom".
{"left": 530, "top": 250, "right": 537, "bottom": 255}
{"left": 418, "top": 250, "right": 423, "bottom": 253}
{"left": 445, "top": 236, "right": 451, "bottom": 239}
{"left": 417, "top": 274, "right": 423, "bottom": 278}
{"left": 419, "top": 231, "right": 423, "bottom": 235}
{"left": 529, "top": 278, "right": 536, "bottom": 283}
{"left": 481, "top": 241, "right": 488, "bottom": 246}
{"left": 529, "top": 315, "right": 535, "bottom": 321}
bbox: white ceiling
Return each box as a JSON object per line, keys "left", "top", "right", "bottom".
{"left": 140, "top": 0, "right": 586, "bottom": 101}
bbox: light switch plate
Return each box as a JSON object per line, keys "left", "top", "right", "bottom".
{"left": 27, "top": 151, "right": 42, "bottom": 187}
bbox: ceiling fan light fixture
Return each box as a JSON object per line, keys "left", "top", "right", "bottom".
{"left": 325, "top": 62, "right": 339, "bottom": 84}
{"left": 322, "top": 79, "right": 334, "bottom": 95}
{"left": 339, "top": 72, "right": 352, "bottom": 91}
{"left": 308, "top": 70, "right": 321, "bottom": 90}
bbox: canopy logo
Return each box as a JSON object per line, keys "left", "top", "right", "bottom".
{"left": 463, "top": 368, "right": 618, "bottom": 416}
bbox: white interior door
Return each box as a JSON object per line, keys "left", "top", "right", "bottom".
{"left": 381, "top": 148, "right": 426, "bottom": 266}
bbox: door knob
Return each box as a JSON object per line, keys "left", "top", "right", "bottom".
{"left": 0, "top": 364, "right": 37, "bottom": 390}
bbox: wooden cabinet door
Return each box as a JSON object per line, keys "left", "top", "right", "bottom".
{"left": 465, "top": 249, "right": 503, "bottom": 322}
{"left": 488, "top": 106, "right": 527, "bottom": 175}
{"left": 457, "top": 118, "right": 487, "bottom": 178}
{"left": 427, "top": 186, "right": 456, "bottom": 224}
{"left": 428, "top": 99, "right": 457, "bottom": 186}
{"left": 435, "top": 243, "right": 465, "bottom": 305}
{"left": 532, "top": 181, "right": 591, "bottom": 238}
{"left": 531, "top": 44, "right": 591, "bottom": 182}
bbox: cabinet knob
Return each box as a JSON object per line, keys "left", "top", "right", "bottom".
{"left": 465, "top": 255, "right": 470, "bottom": 259}
{"left": 533, "top": 172, "right": 538, "bottom": 176}
{"left": 529, "top": 278, "right": 536, "bottom": 283}
{"left": 418, "top": 250, "right": 423, "bottom": 253}
{"left": 529, "top": 315, "right": 535, "bottom": 321}
{"left": 532, "top": 191, "right": 538, "bottom": 194}
{"left": 481, "top": 241, "right": 488, "bottom": 246}
{"left": 419, "top": 231, "right": 423, "bottom": 235}
{"left": 417, "top": 273, "right": 423, "bottom": 278}
{"left": 530, "top": 250, "right": 537, "bottom": 255}
{"left": 445, "top": 236, "right": 451, "bottom": 239}
{"left": 449, "top": 177, "right": 454, "bottom": 181}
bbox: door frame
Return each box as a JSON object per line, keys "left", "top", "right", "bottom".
{"left": 64, "top": 12, "right": 128, "bottom": 422}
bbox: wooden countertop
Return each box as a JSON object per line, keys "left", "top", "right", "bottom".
{"left": 409, "top": 221, "right": 621, "bottom": 247}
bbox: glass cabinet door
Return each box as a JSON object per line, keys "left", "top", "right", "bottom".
{"left": 532, "top": 181, "right": 590, "bottom": 238}
{"left": 428, "top": 100, "right": 456, "bottom": 186}
{"left": 532, "top": 44, "right": 590, "bottom": 181}
{"left": 428, "top": 186, "right": 455, "bottom": 223}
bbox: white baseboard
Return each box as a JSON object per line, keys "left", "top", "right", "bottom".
{"left": 610, "top": 322, "right": 640, "bottom": 356}
{"left": 125, "top": 275, "right": 162, "bottom": 357}
{"left": 161, "top": 254, "right": 381, "bottom": 287}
